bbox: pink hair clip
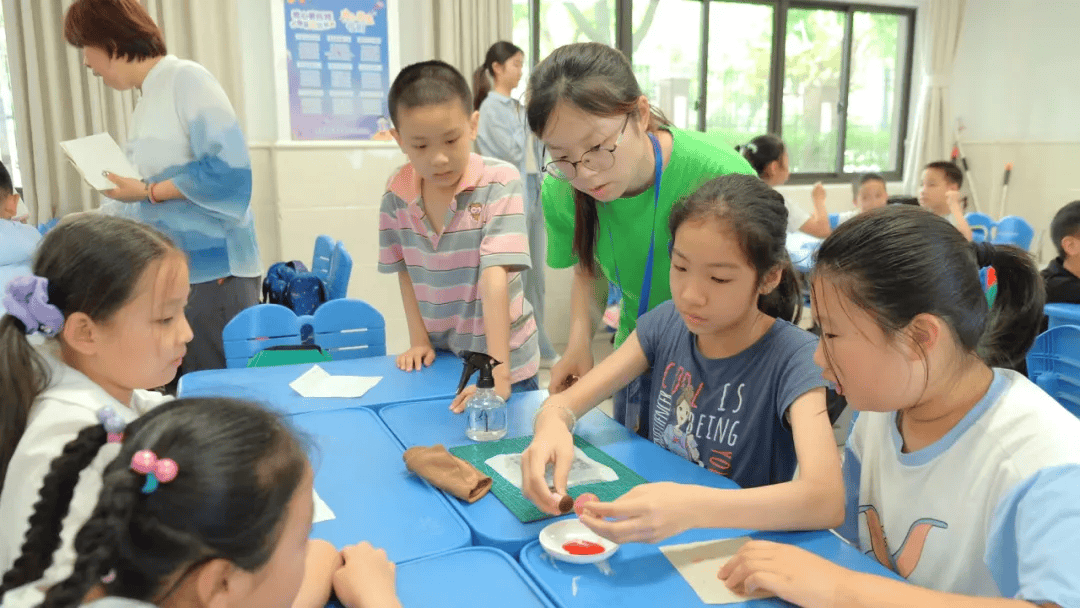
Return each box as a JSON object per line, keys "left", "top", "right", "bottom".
{"left": 131, "top": 450, "right": 179, "bottom": 494}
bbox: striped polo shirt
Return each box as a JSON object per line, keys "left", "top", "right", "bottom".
{"left": 378, "top": 153, "right": 539, "bottom": 382}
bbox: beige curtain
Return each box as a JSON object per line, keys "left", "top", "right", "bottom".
{"left": 902, "top": 0, "right": 966, "bottom": 198}
{"left": 431, "top": 0, "right": 513, "bottom": 81}
{"left": 2, "top": 0, "right": 244, "bottom": 223}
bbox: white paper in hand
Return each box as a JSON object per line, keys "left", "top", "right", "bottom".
{"left": 660, "top": 537, "right": 775, "bottom": 604}
{"left": 312, "top": 489, "right": 335, "bottom": 523}
{"left": 288, "top": 365, "right": 381, "bottom": 398}
{"left": 59, "top": 133, "right": 141, "bottom": 191}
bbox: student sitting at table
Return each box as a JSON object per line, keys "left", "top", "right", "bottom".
{"left": 0, "top": 161, "right": 41, "bottom": 315}
{"left": 919, "top": 160, "right": 974, "bottom": 241}
{"left": 379, "top": 60, "right": 539, "bottom": 410}
{"left": 521, "top": 174, "right": 843, "bottom": 543}
{"left": 737, "top": 134, "right": 831, "bottom": 238}
{"left": 721, "top": 207, "right": 1080, "bottom": 606}
{"left": 833, "top": 173, "right": 888, "bottom": 226}
{"left": 1042, "top": 200, "right": 1080, "bottom": 304}
{"left": 0, "top": 397, "right": 403, "bottom": 608}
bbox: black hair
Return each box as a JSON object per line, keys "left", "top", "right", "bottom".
{"left": 525, "top": 42, "right": 670, "bottom": 275}
{"left": 887, "top": 195, "right": 919, "bottom": 206}
{"left": 852, "top": 173, "right": 886, "bottom": 198}
{"left": 735, "top": 134, "right": 785, "bottom": 177}
{"left": 813, "top": 206, "right": 1043, "bottom": 372}
{"left": 1050, "top": 200, "right": 1080, "bottom": 258}
{"left": 0, "top": 160, "right": 13, "bottom": 199}
{"left": 472, "top": 41, "right": 524, "bottom": 111}
{"left": 387, "top": 60, "right": 473, "bottom": 128}
{"left": 0, "top": 398, "right": 307, "bottom": 608}
{"left": 924, "top": 161, "right": 963, "bottom": 188}
{"left": 668, "top": 174, "right": 802, "bottom": 323}
{"left": 0, "top": 215, "right": 180, "bottom": 491}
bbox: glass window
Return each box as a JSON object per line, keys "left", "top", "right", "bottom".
{"left": 0, "top": 4, "right": 21, "bottom": 189}
{"left": 633, "top": 0, "right": 700, "bottom": 130}
{"left": 538, "top": 0, "right": 617, "bottom": 59}
{"left": 845, "top": 11, "right": 910, "bottom": 173}
{"left": 781, "top": 7, "right": 844, "bottom": 174}
{"left": 706, "top": 1, "right": 774, "bottom": 147}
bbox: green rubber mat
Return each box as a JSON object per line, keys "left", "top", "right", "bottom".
{"left": 449, "top": 435, "right": 647, "bottom": 523}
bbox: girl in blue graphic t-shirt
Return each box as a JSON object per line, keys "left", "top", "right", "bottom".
{"left": 520, "top": 173, "right": 842, "bottom": 545}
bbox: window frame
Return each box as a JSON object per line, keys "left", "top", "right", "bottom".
{"left": 522, "top": 0, "right": 916, "bottom": 184}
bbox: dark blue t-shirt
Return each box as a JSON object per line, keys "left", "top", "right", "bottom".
{"left": 636, "top": 301, "right": 825, "bottom": 488}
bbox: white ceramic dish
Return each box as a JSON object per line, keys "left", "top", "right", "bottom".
{"left": 539, "top": 519, "right": 619, "bottom": 564}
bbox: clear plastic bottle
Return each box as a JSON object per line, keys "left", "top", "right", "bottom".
{"left": 465, "top": 386, "right": 508, "bottom": 441}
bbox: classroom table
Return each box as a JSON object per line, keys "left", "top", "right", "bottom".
{"left": 786, "top": 231, "right": 822, "bottom": 274}
{"left": 394, "top": 547, "right": 556, "bottom": 607}
{"left": 290, "top": 407, "right": 471, "bottom": 563}
{"left": 177, "top": 354, "right": 463, "bottom": 414}
{"left": 1044, "top": 303, "right": 1080, "bottom": 329}
{"left": 379, "top": 391, "right": 746, "bottom": 555}
{"left": 519, "top": 528, "right": 901, "bottom": 607}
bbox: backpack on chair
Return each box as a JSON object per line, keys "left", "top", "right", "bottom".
{"left": 262, "top": 261, "right": 328, "bottom": 316}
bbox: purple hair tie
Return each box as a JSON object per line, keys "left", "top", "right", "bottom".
{"left": 2, "top": 275, "right": 65, "bottom": 337}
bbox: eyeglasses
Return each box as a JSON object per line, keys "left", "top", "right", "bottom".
{"left": 542, "top": 114, "right": 631, "bottom": 181}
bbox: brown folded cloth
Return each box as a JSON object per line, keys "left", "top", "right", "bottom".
{"left": 403, "top": 444, "right": 492, "bottom": 503}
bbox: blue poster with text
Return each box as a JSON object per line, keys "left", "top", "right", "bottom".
{"left": 284, "top": 0, "right": 391, "bottom": 140}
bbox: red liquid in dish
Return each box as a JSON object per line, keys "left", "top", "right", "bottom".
{"left": 562, "top": 540, "right": 606, "bottom": 555}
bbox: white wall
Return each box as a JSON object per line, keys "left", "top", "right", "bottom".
{"left": 949, "top": 0, "right": 1080, "bottom": 262}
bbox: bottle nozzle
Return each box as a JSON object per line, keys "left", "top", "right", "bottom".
{"left": 457, "top": 351, "right": 502, "bottom": 393}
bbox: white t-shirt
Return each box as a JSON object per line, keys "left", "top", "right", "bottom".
{"left": 835, "top": 209, "right": 859, "bottom": 226}
{"left": 0, "top": 348, "right": 170, "bottom": 585}
{"left": 783, "top": 197, "right": 811, "bottom": 233}
{"left": 838, "top": 369, "right": 1080, "bottom": 604}
{"left": 2, "top": 584, "right": 155, "bottom": 608}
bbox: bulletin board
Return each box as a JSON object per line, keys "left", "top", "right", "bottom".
{"left": 282, "top": 0, "right": 392, "bottom": 140}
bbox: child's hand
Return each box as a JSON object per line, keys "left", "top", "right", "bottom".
{"left": 576, "top": 482, "right": 699, "bottom": 544}
{"left": 290, "top": 539, "right": 342, "bottom": 608}
{"left": 332, "top": 542, "right": 401, "bottom": 608}
{"left": 396, "top": 345, "right": 435, "bottom": 371}
{"left": 812, "top": 182, "right": 827, "bottom": 206}
{"left": 945, "top": 190, "right": 962, "bottom": 212}
{"left": 549, "top": 348, "right": 592, "bottom": 395}
{"left": 520, "top": 407, "right": 577, "bottom": 514}
{"left": 448, "top": 376, "right": 510, "bottom": 414}
{"left": 102, "top": 172, "right": 149, "bottom": 202}
{"left": 718, "top": 540, "right": 846, "bottom": 608}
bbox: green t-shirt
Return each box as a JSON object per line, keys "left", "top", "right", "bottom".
{"left": 542, "top": 127, "right": 755, "bottom": 346}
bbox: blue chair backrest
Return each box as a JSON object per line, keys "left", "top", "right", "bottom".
{"left": 312, "top": 235, "right": 335, "bottom": 282}
{"left": 1027, "top": 325, "right": 1080, "bottom": 418}
{"left": 828, "top": 213, "right": 840, "bottom": 230}
{"left": 992, "top": 215, "right": 1034, "bottom": 250}
{"left": 311, "top": 298, "right": 386, "bottom": 360}
{"left": 965, "top": 212, "right": 995, "bottom": 243}
{"left": 1045, "top": 303, "right": 1080, "bottom": 330}
{"left": 222, "top": 304, "right": 303, "bottom": 369}
{"left": 326, "top": 241, "right": 353, "bottom": 300}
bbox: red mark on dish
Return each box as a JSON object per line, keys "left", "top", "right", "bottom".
{"left": 562, "top": 540, "right": 606, "bottom": 555}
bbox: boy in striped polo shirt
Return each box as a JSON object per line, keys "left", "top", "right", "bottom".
{"left": 380, "top": 60, "right": 539, "bottom": 412}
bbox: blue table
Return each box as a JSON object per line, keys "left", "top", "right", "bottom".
{"left": 786, "top": 232, "right": 822, "bottom": 274}
{"left": 290, "top": 408, "right": 471, "bottom": 563}
{"left": 1045, "top": 303, "right": 1080, "bottom": 329}
{"left": 379, "top": 391, "right": 743, "bottom": 555}
{"left": 519, "top": 528, "right": 901, "bottom": 607}
{"left": 394, "top": 548, "right": 556, "bottom": 607}
{"left": 177, "top": 354, "right": 463, "bottom": 414}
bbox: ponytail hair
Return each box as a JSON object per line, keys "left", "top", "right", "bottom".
{"left": 668, "top": 174, "right": 802, "bottom": 323}
{"left": 0, "top": 215, "right": 178, "bottom": 491}
{"left": 735, "top": 134, "right": 785, "bottom": 177}
{"left": 526, "top": 42, "right": 671, "bottom": 274}
{"left": 1, "top": 398, "right": 307, "bottom": 608}
{"left": 473, "top": 40, "right": 523, "bottom": 111}
{"left": 813, "top": 206, "right": 1044, "bottom": 371}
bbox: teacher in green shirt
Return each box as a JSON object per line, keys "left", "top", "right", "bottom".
{"left": 526, "top": 42, "right": 755, "bottom": 431}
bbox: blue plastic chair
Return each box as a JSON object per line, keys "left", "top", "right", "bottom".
{"left": 992, "top": 215, "right": 1034, "bottom": 250}
{"left": 1045, "top": 303, "right": 1080, "bottom": 330}
{"left": 37, "top": 218, "right": 59, "bottom": 235}
{"left": 1027, "top": 325, "right": 1080, "bottom": 418}
{"left": 326, "top": 241, "right": 353, "bottom": 300}
{"left": 965, "top": 212, "right": 995, "bottom": 243}
{"left": 311, "top": 235, "right": 335, "bottom": 282}
{"left": 311, "top": 298, "right": 386, "bottom": 360}
{"left": 828, "top": 212, "right": 840, "bottom": 230}
{"left": 222, "top": 304, "right": 303, "bottom": 368}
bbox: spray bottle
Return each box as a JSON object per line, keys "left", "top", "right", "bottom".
{"left": 458, "top": 351, "right": 507, "bottom": 441}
